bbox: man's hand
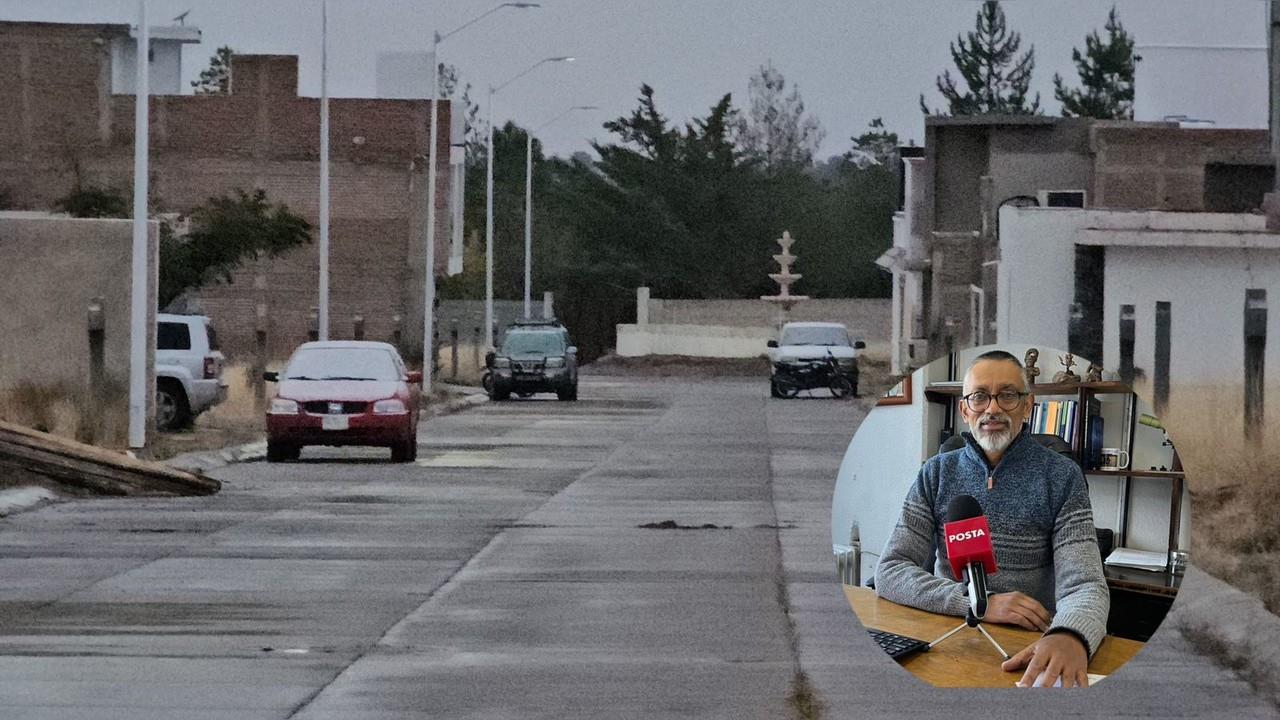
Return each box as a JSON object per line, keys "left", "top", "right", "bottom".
{"left": 985, "top": 592, "right": 1051, "bottom": 632}
{"left": 1002, "top": 633, "right": 1089, "bottom": 688}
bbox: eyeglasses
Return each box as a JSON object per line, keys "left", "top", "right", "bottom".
{"left": 961, "top": 390, "right": 1028, "bottom": 412}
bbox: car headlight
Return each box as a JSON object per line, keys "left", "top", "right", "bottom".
{"left": 373, "top": 398, "right": 407, "bottom": 414}
{"left": 545, "top": 356, "right": 565, "bottom": 368}
{"left": 269, "top": 398, "right": 299, "bottom": 415}
{"left": 493, "top": 357, "right": 511, "bottom": 369}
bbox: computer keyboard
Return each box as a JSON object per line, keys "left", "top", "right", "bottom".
{"left": 867, "top": 628, "right": 930, "bottom": 660}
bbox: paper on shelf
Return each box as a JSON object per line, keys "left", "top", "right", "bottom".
{"left": 1104, "top": 547, "right": 1167, "bottom": 571}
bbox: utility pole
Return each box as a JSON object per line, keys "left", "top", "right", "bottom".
{"left": 1271, "top": 3, "right": 1280, "bottom": 184}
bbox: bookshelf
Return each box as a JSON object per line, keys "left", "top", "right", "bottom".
{"left": 922, "top": 379, "right": 1184, "bottom": 565}
{"left": 924, "top": 376, "right": 1185, "bottom": 640}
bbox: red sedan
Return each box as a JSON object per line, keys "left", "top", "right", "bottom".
{"left": 264, "top": 341, "right": 421, "bottom": 462}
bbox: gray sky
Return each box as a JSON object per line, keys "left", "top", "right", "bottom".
{"left": 5, "top": 1, "right": 1269, "bottom": 158}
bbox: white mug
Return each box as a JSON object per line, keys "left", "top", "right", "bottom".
{"left": 1100, "top": 448, "right": 1129, "bottom": 470}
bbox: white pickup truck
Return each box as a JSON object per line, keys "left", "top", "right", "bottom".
{"left": 156, "top": 313, "right": 227, "bottom": 430}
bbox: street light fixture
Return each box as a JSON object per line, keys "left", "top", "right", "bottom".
{"left": 524, "top": 104, "right": 598, "bottom": 318}
{"left": 423, "top": 2, "right": 539, "bottom": 391}
{"left": 485, "top": 56, "right": 576, "bottom": 344}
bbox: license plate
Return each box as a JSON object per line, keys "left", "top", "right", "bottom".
{"left": 322, "top": 415, "right": 349, "bottom": 431}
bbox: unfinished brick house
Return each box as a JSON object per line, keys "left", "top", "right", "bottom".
{"left": 880, "top": 115, "right": 1270, "bottom": 373}
{"left": 0, "top": 20, "right": 452, "bottom": 360}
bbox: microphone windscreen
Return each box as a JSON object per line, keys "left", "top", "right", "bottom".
{"left": 945, "top": 494, "right": 984, "bottom": 523}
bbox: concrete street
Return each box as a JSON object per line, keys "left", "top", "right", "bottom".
{"left": 0, "top": 376, "right": 1274, "bottom": 719}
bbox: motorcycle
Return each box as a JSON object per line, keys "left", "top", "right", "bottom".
{"left": 770, "top": 352, "right": 855, "bottom": 399}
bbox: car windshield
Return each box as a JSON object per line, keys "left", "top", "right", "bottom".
{"left": 284, "top": 347, "right": 400, "bottom": 381}
{"left": 501, "top": 331, "right": 566, "bottom": 356}
{"left": 780, "top": 326, "right": 851, "bottom": 347}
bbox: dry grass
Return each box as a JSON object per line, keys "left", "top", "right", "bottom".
{"left": 436, "top": 342, "right": 487, "bottom": 386}
{"left": 147, "top": 363, "right": 265, "bottom": 461}
{"left": 1134, "top": 382, "right": 1280, "bottom": 614}
{"left": 0, "top": 380, "right": 128, "bottom": 447}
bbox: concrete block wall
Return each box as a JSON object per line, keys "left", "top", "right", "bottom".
{"left": 646, "top": 298, "right": 891, "bottom": 340}
{"left": 0, "top": 216, "right": 156, "bottom": 446}
{"left": 1091, "top": 125, "right": 1268, "bottom": 211}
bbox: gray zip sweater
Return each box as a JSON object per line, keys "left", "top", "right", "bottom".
{"left": 873, "top": 427, "right": 1110, "bottom": 655}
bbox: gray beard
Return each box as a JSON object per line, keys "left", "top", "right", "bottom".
{"left": 970, "top": 415, "right": 1016, "bottom": 455}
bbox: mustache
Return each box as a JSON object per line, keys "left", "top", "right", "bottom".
{"left": 974, "top": 413, "right": 1013, "bottom": 430}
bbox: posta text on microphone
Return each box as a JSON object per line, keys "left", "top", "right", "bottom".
{"left": 943, "top": 515, "right": 998, "bottom": 580}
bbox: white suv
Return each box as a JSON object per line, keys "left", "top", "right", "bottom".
{"left": 156, "top": 313, "right": 227, "bottom": 430}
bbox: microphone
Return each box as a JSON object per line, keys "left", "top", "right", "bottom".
{"left": 942, "top": 494, "right": 998, "bottom": 620}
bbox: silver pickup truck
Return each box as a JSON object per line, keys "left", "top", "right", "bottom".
{"left": 156, "top": 313, "right": 227, "bottom": 430}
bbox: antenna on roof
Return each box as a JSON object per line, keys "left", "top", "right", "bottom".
{"left": 173, "top": 9, "right": 191, "bottom": 25}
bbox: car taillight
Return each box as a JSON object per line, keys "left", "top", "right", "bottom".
{"left": 203, "top": 356, "right": 218, "bottom": 379}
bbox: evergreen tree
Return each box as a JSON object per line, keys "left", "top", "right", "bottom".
{"left": 735, "top": 61, "right": 825, "bottom": 171}
{"left": 1053, "top": 6, "right": 1136, "bottom": 120}
{"left": 846, "top": 118, "right": 900, "bottom": 168}
{"left": 921, "top": 1, "right": 1040, "bottom": 116}
{"left": 191, "top": 46, "right": 233, "bottom": 94}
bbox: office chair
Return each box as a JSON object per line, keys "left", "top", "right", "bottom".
{"left": 937, "top": 431, "right": 1073, "bottom": 458}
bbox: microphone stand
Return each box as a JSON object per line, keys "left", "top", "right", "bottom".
{"left": 927, "top": 562, "right": 1011, "bottom": 661}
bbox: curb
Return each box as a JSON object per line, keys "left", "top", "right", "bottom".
{"left": 164, "top": 391, "right": 488, "bottom": 475}
{"left": 1168, "top": 565, "right": 1280, "bottom": 707}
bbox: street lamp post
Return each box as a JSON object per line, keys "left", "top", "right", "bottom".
{"left": 485, "top": 56, "right": 575, "bottom": 342}
{"left": 524, "top": 104, "right": 597, "bottom": 318}
{"left": 128, "top": 0, "right": 150, "bottom": 449}
{"left": 318, "top": 0, "right": 330, "bottom": 341}
{"left": 423, "top": 2, "right": 539, "bottom": 390}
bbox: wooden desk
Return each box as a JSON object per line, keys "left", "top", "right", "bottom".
{"left": 845, "top": 586, "right": 1144, "bottom": 688}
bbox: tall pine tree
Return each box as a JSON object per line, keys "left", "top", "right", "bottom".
{"left": 1053, "top": 6, "right": 1136, "bottom": 120}
{"left": 734, "top": 61, "right": 825, "bottom": 172}
{"left": 921, "top": 1, "right": 1040, "bottom": 116}
{"left": 191, "top": 46, "right": 233, "bottom": 95}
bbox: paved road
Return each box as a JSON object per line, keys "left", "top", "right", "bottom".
{"left": 0, "top": 377, "right": 1274, "bottom": 718}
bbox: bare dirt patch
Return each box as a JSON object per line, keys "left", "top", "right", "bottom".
{"left": 584, "top": 354, "right": 771, "bottom": 377}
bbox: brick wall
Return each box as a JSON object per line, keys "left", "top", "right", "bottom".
{"left": 0, "top": 21, "right": 452, "bottom": 362}
{"left": 1091, "top": 125, "right": 1269, "bottom": 211}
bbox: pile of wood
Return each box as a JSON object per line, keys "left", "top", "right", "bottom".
{"left": 0, "top": 420, "right": 220, "bottom": 496}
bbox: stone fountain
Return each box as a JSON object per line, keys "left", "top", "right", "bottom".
{"left": 760, "top": 230, "right": 810, "bottom": 324}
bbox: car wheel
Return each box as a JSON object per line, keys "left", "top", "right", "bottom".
{"left": 266, "top": 441, "right": 298, "bottom": 462}
{"left": 830, "top": 376, "right": 854, "bottom": 399}
{"left": 156, "top": 380, "right": 191, "bottom": 431}
{"left": 391, "top": 439, "right": 417, "bottom": 463}
{"left": 481, "top": 371, "right": 494, "bottom": 395}
{"left": 557, "top": 385, "right": 575, "bottom": 401}
{"left": 771, "top": 375, "right": 800, "bottom": 399}
{"left": 492, "top": 387, "right": 511, "bottom": 401}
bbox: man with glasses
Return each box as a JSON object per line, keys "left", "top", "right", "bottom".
{"left": 874, "top": 350, "right": 1109, "bottom": 688}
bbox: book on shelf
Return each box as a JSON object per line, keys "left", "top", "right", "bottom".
{"left": 1028, "top": 399, "right": 1078, "bottom": 446}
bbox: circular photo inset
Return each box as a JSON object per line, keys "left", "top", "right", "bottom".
{"left": 831, "top": 344, "right": 1188, "bottom": 688}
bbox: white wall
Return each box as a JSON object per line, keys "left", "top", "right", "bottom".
{"left": 112, "top": 37, "right": 186, "bottom": 95}
{"left": 830, "top": 366, "right": 930, "bottom": 583}
{"left": 1102, "top": 245, "right": 1280, "bottom": 387}
{"left": 615, "top": 324, "right": 774, "bottom": 358}
{"left": 996, "top": 206, "right": 1082, "bottom": 352}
